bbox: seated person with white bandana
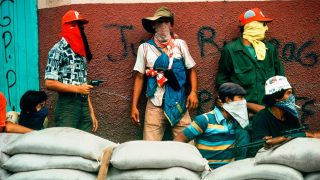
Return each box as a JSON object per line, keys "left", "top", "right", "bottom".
{"left": 251, "top": 76, "right": 320, "bottom": 155}
{"left": 174, "top": 82, "right": 249, "bottom": 169}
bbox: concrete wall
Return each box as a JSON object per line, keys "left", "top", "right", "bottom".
{"left": 38, "top": 0, "right": 320, "bottom": 143}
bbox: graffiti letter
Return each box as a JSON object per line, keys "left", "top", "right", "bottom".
{"left": 6, "top": 70, "right": 16, "bottom": 108}
{"left": 2, "top": 31, "right": 12, "bottom": 63}
{"left": 197, "top": 26, "right": 220, "bottom": 57}
{"left": 104, "top": 24, "right": 133, "bottom": 60}
{"left": 282, "top": 42, "right": 296, "bottom": 62}
{"left": 297, "top": 41, "right": 318, "bottom": 67}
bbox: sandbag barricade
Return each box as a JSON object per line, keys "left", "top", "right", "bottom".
{"left": 304, "top": 172, "right": 320, "bottom": 180}
{"left": 255, "top": 138, "right": 320, "bottom": 173}
{"left": 0, "top": 133, "right": 21, "bottom": 179}
{"left": 6, "top": 169, "right": 96, "bottom": 180}
{"left": 3, "top": 127, "right": 115, "bottom": 161}
{"left": 109, "top": 140, "right": 207, "bottom": 179}
{"left": 202, "top": 158, "right": 303, "bottom": 180}
{"left": 1, "top": 127, "right": 116, "bottom": 179}
{"left": 107, "top": 166, "right": 201, "bottom": 180}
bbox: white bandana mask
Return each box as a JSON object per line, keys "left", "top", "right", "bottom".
{"left": 222, "top": 99, "right": 249, "bottom": 128}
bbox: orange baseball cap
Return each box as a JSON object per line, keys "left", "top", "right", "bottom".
{"left": 239, "top": 8, "right": 272, "bottom": 26}
{"left": 62, "top": 10, "right": 88, "bottom": 25}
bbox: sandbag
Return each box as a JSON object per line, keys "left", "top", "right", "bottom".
{"left": 0, "top": 167, "right": 11, "bottom": 180}
{"left": 202, "top": 158, "right": 303, "bottom": 180}
{"left": 6, "top": 169, "right": 96, "bottom": 180}
{"left": 255, "top": 138, "right": 320, "bottom": 172}
{"left": 3, "top": 154, "right": 100, "bottom": 172}
{"left": 3, "top": 127, "right": 115, "bottom": 161}
{"left": 107, "top": 167, "right": 201, "bottom": 180}
{"left": 0, "top": 151, "right": 10, "bottom": 166}
{"left": 0, "top": 133, "right": 21, "bottom": 167}
{"left": 110, "top": 140, "right": 208, "bottom": 171}
{"left": 0, "top": 133, "right": 21, "bottom": 149}
{"left": 304, "top": 172, "right": 320, "bottom": 180}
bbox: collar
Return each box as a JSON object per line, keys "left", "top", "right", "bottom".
{"left": 213, "top": 107, "right": 226, "bottom": 124}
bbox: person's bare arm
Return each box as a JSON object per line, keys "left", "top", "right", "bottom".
{"left": 45, "top": 79, "right": 93, "bottom": 94}
{"left": 88, "top": 95, "right": 98, "bottom": 132}
{"left": 247, "top": 102, "right": 265, "bottom": 113}
{"left": 174, "top": 132, "right": 190, "bottom": 143}
{"left": 130, "top": 73, "right": 144, "bottom": 126}
{"left": 5, "top": 121, "right": 33, "bottom": 133}
{"left": 186, "top": 68, "right": 198, "bottom": 110}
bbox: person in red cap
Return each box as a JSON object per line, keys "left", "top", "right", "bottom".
{"left": 0, "top": 92, "right": 32, "bottom": 133}
{"left": 216, "top": 8, "right": 285, "bottom": 159}
{"left": 45, "top": 10, "right": 98, "bottom": 133}
{"left": 131, "top": 7, "right": 198, "bottom": 141}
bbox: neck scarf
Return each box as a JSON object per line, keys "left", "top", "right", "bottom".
{"left": 61, "top": 23, "right": 92, "bottom": 61}
{"left": 243, "top": 21, "right": 268, "bottom": 61}
{"left": 222, "top": 99, "right": 249, "bottom": 128}
{"left": 19, "top": 107, "right": 48, "bottom": 130}
{"left": 274, "top": 95, "right": 299, "bottom": 119}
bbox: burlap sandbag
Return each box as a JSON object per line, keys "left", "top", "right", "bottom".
{"left": 0, "top": 133, "right": 21, "bottom": 167}
{"left": 255, "top": 138, "right": 320, "bottom": 172}
{"left": 304, "top": 172, "right": 320, "bottom": 180}
{"left": 3, "top": 154, "right": 100, "bottom": 172}
{"left": 202, "top": 158, "right": 303, "bottom": 180}
{"left": 110, "top": 141, "right": 208, "bottom": 171}
{"left": 6, "top": 169, "right": 96, "bottom": 180}
{"left": 107, "top": 167, "right": 201, "bottom": 180}
{"left": 3, "top": 127, "right": 115, "bottom": 161}
{"left": 0, "top": 167, "right": 11, "bottom": 180}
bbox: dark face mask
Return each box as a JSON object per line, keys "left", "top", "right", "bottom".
{"left": 77, "top": 22, "right": 93, "bottom": 62}
{"left": 19, "top": 107, "right": 48, "bottom": 130}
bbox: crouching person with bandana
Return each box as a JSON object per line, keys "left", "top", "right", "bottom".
{"left": 131, "top": 7, "right": 198, "bottom": 140}
{"left": 174, "top": 83, "right": 249, "bottom": 169}
{"left": 45, "top": 10, "right": 98, "bottom": 133}
{"left": 251, "top": 76, "right": 320, "bottom": 155}
{"left": 216, "top": 8, "right": 285, "bottom": 159}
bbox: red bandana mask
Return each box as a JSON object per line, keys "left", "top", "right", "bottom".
{"left": 61, "top": 23, "right": 86, "bottom": 57}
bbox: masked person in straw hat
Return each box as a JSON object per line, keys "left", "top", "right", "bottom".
{"left": 131, "top": 7, "right": 198, "bottom": 140}
{"left": 216, "top": 8, "right": 285, "bottom": 159}
{"left": 251, "top": 75, "right": 320, "bottom": 155}
{"left": 45, "top": 10, "right": 98, "bottom": 133}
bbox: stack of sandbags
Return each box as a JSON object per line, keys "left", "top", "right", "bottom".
{"left": 254, "top": 138, "right": 320, "bottom": 179}
{"left": 0, "top": 133, "right": 21, "bottom": 179}
{"left": 107, "top": 140, "right": 209, "bottom": 180}
{"left": 1, "top": 127, "right": 116, "bottom": 180}
{"left": 202, "top": 158, "right": 303, "bottom": 180}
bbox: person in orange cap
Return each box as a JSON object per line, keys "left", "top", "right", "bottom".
{"left": 131, "top": 7, "right": 198, "bottom": 141}
{"left": 0, "top": 92, "right": 32, "bottom": 133}
{"left": 45, "top": 10, "right": 98, "bottom": 133}
{"left": 216, "top": 8, "right": 285, "bottom": 159}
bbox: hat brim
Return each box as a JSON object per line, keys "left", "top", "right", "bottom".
{"left": 257, "top": 17, "right": 273, "bottom": 23}
{"left": 142, "top": 16, "right": 173, "bottom": 33}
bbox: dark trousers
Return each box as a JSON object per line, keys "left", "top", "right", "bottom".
{"left": 54, "top": 93, "right": 92, "bottom": 132}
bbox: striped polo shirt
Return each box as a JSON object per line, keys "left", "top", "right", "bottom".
{"left": 183, "top": 107, "right": 236, "bottom": 169}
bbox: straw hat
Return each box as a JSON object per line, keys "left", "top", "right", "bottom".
{"left": 142, "top": 6, "right": 174, "bottom": 33}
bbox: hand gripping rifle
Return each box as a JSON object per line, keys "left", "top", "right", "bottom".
{"left": 88, "top": 80, "right": 104, "bottom": 87}
{"left": 235, "top": 124, "right": 309, "bottom": 149}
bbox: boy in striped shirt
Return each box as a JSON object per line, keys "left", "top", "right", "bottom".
{"left": 174, "top": 83, "right": 248, "bottom": 169}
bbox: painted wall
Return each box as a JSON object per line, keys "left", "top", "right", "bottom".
{"left": 1, "top": 0, "right": 39, "bottom": 112}
{"left": 38, "top": 1, "right": 320, "bottom": 143}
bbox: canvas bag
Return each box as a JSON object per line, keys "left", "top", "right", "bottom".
{"left": 202, "top": 158, "right": 303, "bottom": 180}
{"left": 110, "top": 140, "right": 208, "bottom": 171}
{"left": 3, "top": 154, "right": 100, "bottom": 172}
{"left": 255, "top": 138, "right": 320, "bottom": 172}
{"left": 6, "top": 169, "right": 96, "bottom": 180}
{"left": 3, "top": 127, "right": 116, "bottom": 161}
{"left": 107, "top": 167, "right": 201, "bottom": 180}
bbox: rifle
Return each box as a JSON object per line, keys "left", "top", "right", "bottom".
{"left": 88, "top": 80, "right": 104, "bottom": 87}
{"left": 235, "top": 124, "right": 309, "bottom": 149}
